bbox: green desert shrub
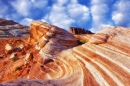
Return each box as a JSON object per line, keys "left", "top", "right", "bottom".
{"left": 12, "top": 55, "right": 18, "bottom": 62}
{"left": 78, "top": 39, "right": 87, "bottom": 45}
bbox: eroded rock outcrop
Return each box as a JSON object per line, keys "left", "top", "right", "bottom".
{"left": 70, "top": 26, "right": 93, "bottom": 35}
{"left": 0, "top": 19, "right": 29, "bottom": 58}
{"left": 1, "top": 19, "right": 130, "bottom": 86}
{"left": 30, "top": 21, "right": 78, "bottom": 60}
{"left": 0, "top": 18, "right": 18, "bottom": 26}
{"left": 0, "top": 19, "right": 78, "bottom": 84}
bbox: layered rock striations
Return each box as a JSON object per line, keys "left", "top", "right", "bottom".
{"left": 0, "top": 19, "right": 29, "bottom": 59}
{"left": 0, "top": 19, "right": 130, "bottom": 86}
{"left": 30, "top": 21, "right": 78, "bottom": 59}
{"left": 0, "top": 19, "right": 78, "bottom": 84}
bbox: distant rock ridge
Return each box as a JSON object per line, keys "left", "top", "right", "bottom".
{"left": 0, "top": 18, "right": 18, "bottom": 26}
{"left": 0, "top": 19, "right": 130, "bottom": 86}
{"left": 0, "top": 18, "right": 29, "bottom": 38}
{"left": 70, "top": 26, "right": 93, "bottom": 35}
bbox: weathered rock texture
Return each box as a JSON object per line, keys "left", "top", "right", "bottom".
{"left": 0, "top": 19, "right": 29, "bottom": 58}
{"left": 0, "top": 19, "right": 78, "bottom": 84}
{"left": 70, "top": 26, "right": 93, "bottom": 35}
{"left": 29, "top": 21, "right": 78, "bottom": 59}
{"left": 0, "top": 18, "right": 29, "bottom": 37}
{"left": 0, "top": 18, "right": 18, "bottom": 26}
{"left": 0, "top": 19, "right": 130, "bottom": 86}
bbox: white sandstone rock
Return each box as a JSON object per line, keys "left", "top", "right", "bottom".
{"left": 5, "top": 43, "right": 12, "bottom": 50}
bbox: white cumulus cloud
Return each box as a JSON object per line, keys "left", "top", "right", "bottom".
{"left": 20, "top": 18, "right": 33, "bottom": 26}
{"left": 9, "top": 0, "right": 31, "bottom": 17}
{"left": 30, "top": 0, "right": 48, "bottom": 10}
{"left": 9, "top": 0, "right": 49, "bottom": 17}
{"left": 43, "top": 3, "right": 75, "bottom": 31}
{"left": 43, "top": 0, "right": 90, "bottom": 31}
{"left": 112, "top": 0, "right": 130, "bottom": 27}
{"left": 90, "top": 0, "right": 112, "bottom": 32}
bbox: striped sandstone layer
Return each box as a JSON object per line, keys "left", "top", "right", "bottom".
{"left": 1, "top": 20, "right": 130, "bottom": 86}
{"left": 0, "top": 20, "right": 78, "bottom": 84}
{"left": 29, "top": 21, "right": 78, "bottom": 60}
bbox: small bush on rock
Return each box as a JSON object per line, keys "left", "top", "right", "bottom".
{"left": 78, "top": 40, "right": 87, "bottom": 45}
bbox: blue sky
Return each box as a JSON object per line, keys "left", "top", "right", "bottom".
{"left": 0, "top": 0, "right": 130, "bottom": 32}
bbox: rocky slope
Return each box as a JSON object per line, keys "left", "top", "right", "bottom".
{"left": 0, "top": 19, "right": 78, "bottom": 84}
{"left": 0, "top": 19, "right": 130, "bottom": 86}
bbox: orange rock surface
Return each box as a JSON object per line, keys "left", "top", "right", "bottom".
{"left": 0, "top": 19, "right": 130, "bottom": 86}
{"left": 0, "top": 20, "right": 78, "bottom": 84}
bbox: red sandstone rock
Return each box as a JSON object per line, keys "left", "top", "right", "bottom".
{"left": 0, "top": 19, "right": 78, "bottom": 84}
{"left": 1, "top": 19, "right": 130, "bottom": 86}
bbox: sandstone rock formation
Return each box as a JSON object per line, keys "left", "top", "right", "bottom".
{"left": 70, "top": 26, "right": 93, "bottom": 35}
{"left": 0, "top": 19, "right": 130, "bottom": 86}
{"left": 29, "top": 21, "right": 78, "bottom": 60}
{"left": 0, "top": 18, "right": 18, "bottom": 26}
{"left": 0, "top": 19, "right": 78, "bottom": 84}
{"left": 0, "top": 19, "right": 29, "bottom": 59}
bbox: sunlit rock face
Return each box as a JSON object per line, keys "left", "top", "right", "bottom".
{"left": 1, "top": 19, "right": 130, "bottom": 86}
{"left": 0, "top": 19, "right": 78, "bottom": 84}
{"left": 29, "top": 21, "right": 78, "bottom": 60}
{"left": 0, "top": 19, "right": 29, "bottom": 58}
